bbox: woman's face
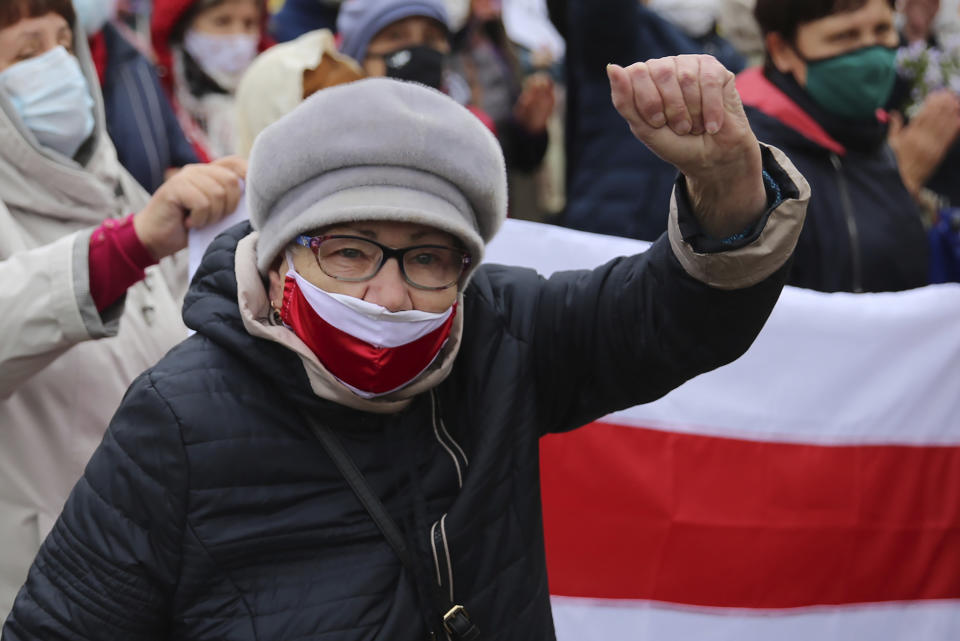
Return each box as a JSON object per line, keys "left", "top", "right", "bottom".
{"left": 769, "top": 0, "right": 899, "bottom": 85}
{"left": 0, "top": 12, "right": 72, "bottom": 73}
{"left": 362, "top": 16, "right": 450, "bottom": 76}
{"left": 269, "top": 220, "right": 462, "bottom": 314}
{"left": 190, "top": 0, "right": 261, "bottom": 36}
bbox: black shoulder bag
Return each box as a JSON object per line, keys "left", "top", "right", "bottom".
{"left": 304, "top": 416, "right": 480, "bottom": 641}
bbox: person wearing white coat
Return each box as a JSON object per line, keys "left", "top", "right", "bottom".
{"left": 0, "top": 0, "right": 244, "bottom": 620}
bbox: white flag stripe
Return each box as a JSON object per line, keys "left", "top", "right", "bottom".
{"left": 486, "top": 220, "right": 960, "bottom": 445}
{"left": 551, "top": 597, "right": 960, "bottom": 641}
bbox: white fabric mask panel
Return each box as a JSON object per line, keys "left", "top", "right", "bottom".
{"left": 285, "top": 262, "right": 454, "bottom": 348}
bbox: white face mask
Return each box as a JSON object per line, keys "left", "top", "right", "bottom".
{"left": 0, "top": 46, "right": 95, "bottom": 158}
{"left": 647, "top": 0, "right": 719, "bottom": 38}
{"left": 73, "top": 0, "right": 119, "bottom": 36}
{"left": 183, "top": 30, "right": 259, "bottom": 91}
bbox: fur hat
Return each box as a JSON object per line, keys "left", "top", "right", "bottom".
{"left": 247, "top": 77, "right": 507, "bottom": 279}
{"left": 336, "top": 0, "right": 449, "bottom": 63}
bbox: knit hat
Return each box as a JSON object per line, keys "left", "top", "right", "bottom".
{"left": 336, "top": 0, "right": 449, "bottom": 63}
{"left": 248, "top": 77, "right": 507, "bottom": 279}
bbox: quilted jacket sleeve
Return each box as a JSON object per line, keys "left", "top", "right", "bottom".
{"left": 530, "top": 149, "right": 809, "bottom": 433}
{"left": 2, "top": 372, "right": 187, "bottom": 640}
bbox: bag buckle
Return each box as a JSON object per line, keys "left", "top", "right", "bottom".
{"left": 443, "top": 604, "right": 480, "bottom": 640}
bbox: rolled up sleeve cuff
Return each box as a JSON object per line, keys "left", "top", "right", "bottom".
{"left": 72, "top": 230, "right": 123, "bottom": 339}
{"left": 667, "top": 143, "right": 811, "bottom": 290}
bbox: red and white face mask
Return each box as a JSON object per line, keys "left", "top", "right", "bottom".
{"left": 281, "top": 263, "right": 457, "bottom": 398}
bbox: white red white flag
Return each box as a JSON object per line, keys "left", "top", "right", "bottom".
{"left": 485, "top": 220, "right": 960, "bottom": 641}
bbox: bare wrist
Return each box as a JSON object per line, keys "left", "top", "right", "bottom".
{"left": 684, "top": 150, "right": 766, "bottom": 239}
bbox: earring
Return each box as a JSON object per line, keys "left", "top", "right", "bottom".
{"left": 270, "top": 302, "right": 283, "bottom": 325}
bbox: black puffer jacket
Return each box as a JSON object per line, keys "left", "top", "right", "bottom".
{"left": 4, "top": 219, "right": 789, "bottom": 641}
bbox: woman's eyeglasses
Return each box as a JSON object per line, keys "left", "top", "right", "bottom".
{"left": 295, "top": 235, "right": 471, "bottom": 291}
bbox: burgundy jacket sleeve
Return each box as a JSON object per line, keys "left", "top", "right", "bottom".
{"left": 88, "top": 214, "right": 157, "bottom": 312}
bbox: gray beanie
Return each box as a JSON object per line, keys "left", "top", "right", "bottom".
{"left": 336, "top": 0, "right": 449, "bottom": 63}
{"left": 248, "top": 77, "right": 507, "bottom": 278}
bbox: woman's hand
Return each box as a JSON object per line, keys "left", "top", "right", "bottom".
{"left": 514, "top": 72, "right": 556, "bottom": 134}
{"left": 134, "top": 156, "right": 247, "bottom": 259}
{"left": 608, "top": 55, "right": 766, "bottom": 239}
{"left": 889, "top": 90, "right": 960, "bottom": 197}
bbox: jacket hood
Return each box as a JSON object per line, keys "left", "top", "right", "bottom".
{"left": 736, "top": 67, "right": 846, "bottom": 155}
{"left": 0, "top": 19, "right": 148, "bottom": 225}
{"left": 183, "top": 221, "right": 320, "bottom": 405}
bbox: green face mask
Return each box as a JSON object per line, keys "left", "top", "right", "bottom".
{"left": 802, "top": 45, "right": 897, "bottom": 121}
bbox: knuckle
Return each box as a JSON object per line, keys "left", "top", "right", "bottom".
{"left": 640, "top": 101, "right": 664, "bottom": 121}
{"left": 677, "top": 69, "right": 698, "bottom": 91}
{"left": 650, "top": 64, "right": 675, "bottom": 85}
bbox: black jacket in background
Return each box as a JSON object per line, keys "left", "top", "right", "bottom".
{"left": 556, "top": 0, "right": 745, "bottom": 241}
{"left": 739, "top": 67, "right": 928, "bottom": 293}
{"left": 4, "top": 209, "right": 791, "bottom": 640}
{"left": 100, "top": 23, "right": 198, "bottom": 193}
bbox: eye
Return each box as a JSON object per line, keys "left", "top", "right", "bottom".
{"left": 411, "top": 252, "right": 436, "bottom": 265}
{"left": 336, "top": 248, "right": 365, "bottom": 259}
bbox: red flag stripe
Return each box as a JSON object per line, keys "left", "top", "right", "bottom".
{"left": 541, "top": 421, "right": 960, "bottom": 608}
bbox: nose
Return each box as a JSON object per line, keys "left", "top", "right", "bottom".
{"left": 363, "top": 258, "right": 413, "bottom": 312}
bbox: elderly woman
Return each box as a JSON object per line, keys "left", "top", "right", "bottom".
{"left": 4, "top": 59, "right": 808, "bottom": 640}
{"left": 0, "top": 0, "right": 243, "bottom": 620}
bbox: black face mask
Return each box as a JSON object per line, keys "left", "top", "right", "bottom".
{"left": 379, "top": 45, "right": 445, "bottom": 90}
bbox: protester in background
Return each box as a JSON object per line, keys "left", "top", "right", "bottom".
{"left": 899, "top": 0, "right": 942, "bottom": 43}
{"left": 151, "top": 0, "right": 270, "bottom": 159}
{"left": 73, "top": 0, "right": 198, "bottom": 191}
{"left": 337, "top": 0, "right": 554, "bottom": 219}
{"left": 740, "top": 0, "right": 934, "bottom": 292}
{"left": 0, "top": 0, "right": 245, "bottom": 620}
{"left": 234, "top": 28, "right": 363, "bottom": 157}
{"left": 450, "top": 0, "right": 554, "bottom": 175}
{"left": 549, "top": 0, "right": 746, "bottom": 241}
{"left": 4, "top": 58, "right": 810, "bottom": 639}
{"left": 888, "top": 0, "right": 960, "bottom": 208}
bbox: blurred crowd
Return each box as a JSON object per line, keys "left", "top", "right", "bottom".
{"left": 2, "top": 0, "right": 960, "bottom": 623}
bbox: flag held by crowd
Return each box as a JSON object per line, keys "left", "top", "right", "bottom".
{"left": 486, "top": 220, "right": 960, "bottom": 640}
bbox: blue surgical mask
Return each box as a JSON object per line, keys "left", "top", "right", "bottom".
{"left": 0, "top": 46, "right": 95, "bottom": 158}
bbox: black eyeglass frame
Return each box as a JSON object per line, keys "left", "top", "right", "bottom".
{"left": 294, "top": 234, "right": 472, "bottom": 291}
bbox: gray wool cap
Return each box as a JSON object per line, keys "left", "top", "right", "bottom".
{"left": 336, "top": 0, "right": 449, "bottom": 63}
{"left": 248, "top": 77, "right": 507, "bottom": 278}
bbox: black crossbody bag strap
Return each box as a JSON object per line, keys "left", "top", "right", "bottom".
{"left": 304, "top": 416, "right": 480, "bottom": 641}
